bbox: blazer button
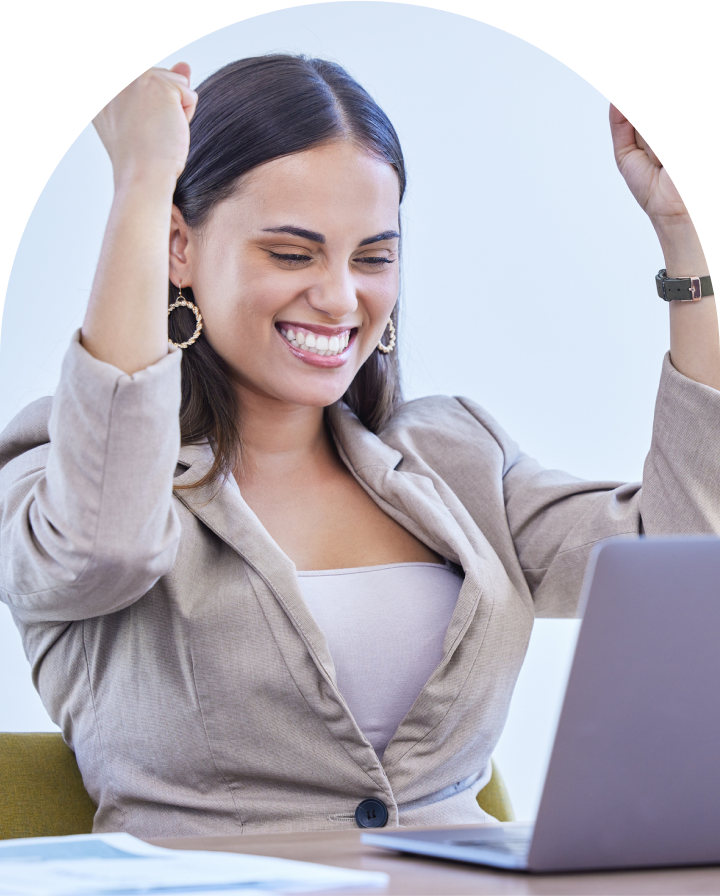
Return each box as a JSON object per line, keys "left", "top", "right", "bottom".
{"left": 355, "top": 798, "right": 389, "bottom": 828}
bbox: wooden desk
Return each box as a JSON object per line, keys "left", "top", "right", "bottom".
{"left": 152, "top": 825, "right": 720, "bottom": 895}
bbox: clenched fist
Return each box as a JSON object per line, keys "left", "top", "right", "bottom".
{"left": 93, "top": 62, "right": 198, "bottom": 188}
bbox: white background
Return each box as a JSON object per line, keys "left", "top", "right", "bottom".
{"left": 1, "top": 1, "right": 718, "bottom": 821}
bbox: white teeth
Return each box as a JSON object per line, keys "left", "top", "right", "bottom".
{"left": 280, "top": 327, "right": 352, "bottom": 356}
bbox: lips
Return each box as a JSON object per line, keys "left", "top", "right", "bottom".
{"left": 276, "top": 322, "right": 356, "bottom": 368}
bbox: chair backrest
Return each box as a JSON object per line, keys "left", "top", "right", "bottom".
{"left": 0, "top": 731, "right": 513, "bottom": 838}
{"left": 476, "top": 760, "right": 515, "bottom": 821}
{"left": 0, "top": 732, "right": 96, "bottom": 839}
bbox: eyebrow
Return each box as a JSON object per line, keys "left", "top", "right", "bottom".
{"left": 261, "top": 227, "right": 400, "bottom": 247}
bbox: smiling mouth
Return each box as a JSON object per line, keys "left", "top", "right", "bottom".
{"left": 277, "top": 324, "right": 355, "bottom": 357}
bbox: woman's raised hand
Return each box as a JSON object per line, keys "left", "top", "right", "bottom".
{"left": 93, "top": 63, "right": 198, "bottom": 188}
{"left": 83, "top": 63, "right": 198, "bottom": 374}
{"left": 609, "top": 103, "right": 688, "bottom": 225}
{"left": 609, "top": 103, "right": 719, "bottom": 393}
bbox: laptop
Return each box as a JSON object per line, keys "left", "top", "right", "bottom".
{"left": 362, "top": 536, "right": 720, "bottom": 873}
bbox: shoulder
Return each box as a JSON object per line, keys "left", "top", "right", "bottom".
{"left": 0, "top": 397, "right": 53, "bottom": 475}
{"left": 379, "top": 394, "right": 521, "bottom": 476}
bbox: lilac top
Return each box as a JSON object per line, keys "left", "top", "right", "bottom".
{"left": 297, "top": 561, "right": 463, "bottom": 759}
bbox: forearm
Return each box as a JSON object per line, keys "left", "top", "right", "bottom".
{"left": 652, "top": 214, "right": 720, "bottom": 391}
{"left": 82, "top": 170, "right": 177, "bottom": 375}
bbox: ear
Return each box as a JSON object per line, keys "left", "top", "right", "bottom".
{"left": 169, "top": 205, "right": 193, "bottom": 287}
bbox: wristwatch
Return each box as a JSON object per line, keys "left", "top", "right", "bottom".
{"left": 656, "top": 269, "right": 714, "bottom": 302}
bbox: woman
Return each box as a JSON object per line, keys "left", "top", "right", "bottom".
{"left": 0, "top": 54, "right": 718, "bottom": 838}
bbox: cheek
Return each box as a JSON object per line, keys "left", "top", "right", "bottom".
{"left": 354, "top": 274, "right": 399, "bottom": 362}
{"left": 197, "top": 266, "right": 290, "bottom": 336}
{"left": 364, "top": 270, "right": 400, "bottom": 321}
{"left": 196, "top": 297, "right": 243, "bottom": 350}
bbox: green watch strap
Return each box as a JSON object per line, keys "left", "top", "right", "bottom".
{"left": 656, "top": 269, "right": 714, "bottom": 302}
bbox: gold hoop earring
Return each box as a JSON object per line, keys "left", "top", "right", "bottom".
{"left": 168, "top": 282, "right": 203, "bottom": 349}
{"left": 377, "top": 318, "right": 396, "bottom": 354}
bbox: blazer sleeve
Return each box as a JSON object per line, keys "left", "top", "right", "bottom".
{"left": 460, "top": 353, "right": 720, "bottom": 617}
{"left": 0, "top": 331, "right": 183, "bottom": 624}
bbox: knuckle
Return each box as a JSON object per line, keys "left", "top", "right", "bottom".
{"left": 143, "top": 69, "right": 169, "bottom": 91}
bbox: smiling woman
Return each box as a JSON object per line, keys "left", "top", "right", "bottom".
{"left": 170, "top": 141, "right": 402, "bottom": 473}
{"left": 94, "top": 56, "right": 406, "bottom": 492}
{"left": 0, "top": 48, "right": 719, "bottom": 839}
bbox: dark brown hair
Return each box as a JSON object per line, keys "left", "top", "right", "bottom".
{"left": 170, "top": 55, "right": 406, "bottom": 488}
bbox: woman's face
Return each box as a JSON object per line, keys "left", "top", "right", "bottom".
{"left": 169, "top": 140, "right": 401, "bottom": 410}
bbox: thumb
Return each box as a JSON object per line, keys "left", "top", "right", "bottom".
{"left": 170, "top": 61, "right": 192, "bottom": 85}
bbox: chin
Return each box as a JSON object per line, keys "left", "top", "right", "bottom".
{"left": 273, "top": 367, "right": 358, "bottom": 407}
{"left": 281, "top": 384, "right": 353, "bottom": 409}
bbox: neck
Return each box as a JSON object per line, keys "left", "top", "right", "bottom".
{"left": 233, "top": 387, "right": 337, "bottom": 484}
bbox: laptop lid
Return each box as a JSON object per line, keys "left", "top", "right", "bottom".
{"left": 528, "top": 536, "right": 720, "bottom": 872}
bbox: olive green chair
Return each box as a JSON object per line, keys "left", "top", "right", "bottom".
{"left": 0, "top": 732, "right": 513, "bottom": 839}
{"left": 0, "top": 733, "right": 96, "bottom": 839}
{"left": 477, "top": 760, "right": 515, "bottom": 822}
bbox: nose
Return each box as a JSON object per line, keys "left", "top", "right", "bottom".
{"left": 305, "top": 262, "right": 358, "bottom": 321}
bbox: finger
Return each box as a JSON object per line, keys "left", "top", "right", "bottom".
{"left": 183, "top": 89, "right": 199, "bottom": 125}
{"left": 170, "top": 61, "right": 191, "bottom": 83}
{"left": 635, "top": 128, "right": 672, "bottom": 168}
{"left": 156, "top": 62, "right": 191, "bottom": 91}
{"left": 162, "top": 70, "right": 192, "bottom": 89}
{"left": 184, "top": 106, "right": 198, "bottom": 126}
{"left": 157, "top": 70, "right": 198, "bottom": 113}
{"left": 608, "top": 102, "right": 638, "bottom": 165}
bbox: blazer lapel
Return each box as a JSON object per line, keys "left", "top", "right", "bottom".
{"left": 172, "top": 442, "right": 396, "bottom": 798}
{"left": 172, "top": 443, "right": 340, "bottom": 686}
{"left": 326, "top": 401, "right": 490, "bottom": 654}
{"left": 326, "top": 401, "right": 516, "bottom": 775}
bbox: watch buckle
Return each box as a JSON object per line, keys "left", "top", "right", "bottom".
{"left": 690, "top": 277, "right": 702, "bottom": 301}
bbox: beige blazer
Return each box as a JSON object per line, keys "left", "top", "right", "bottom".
{"left": 1, "top": 332, "right": 719, "bottom": 838}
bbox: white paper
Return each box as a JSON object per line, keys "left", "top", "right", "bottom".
{"left": 0, "top": 832, "right": 389, "bottom": 895}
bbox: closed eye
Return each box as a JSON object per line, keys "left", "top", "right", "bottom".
{"left": 269, "top": 251, "right": 312, "bottom": 265}
{"left": 268, "top": 249, "right": 395, "bottom": 267}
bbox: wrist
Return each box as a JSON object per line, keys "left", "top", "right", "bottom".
{"left": 113, "top": 164, "right": 179, "bottom": 201}
{"left": 650, "top": 213, "right": 710, "bottom": 278}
